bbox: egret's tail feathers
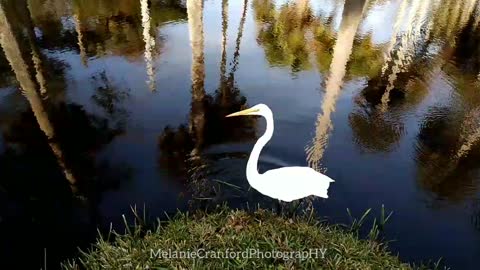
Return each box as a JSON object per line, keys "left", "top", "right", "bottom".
{"left": 313, "top": 183, "right": 332, "bottom": 199}
{"left": 325, "top": 176, "right": 335, "bottom": 182}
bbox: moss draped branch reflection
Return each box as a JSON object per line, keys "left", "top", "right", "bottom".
{"left": 253, "top": 0, "right": 313, "bottom": 73}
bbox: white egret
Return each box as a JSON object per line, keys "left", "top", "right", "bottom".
{"left": 226, "top": 104, "right": 334, "bottom": 202}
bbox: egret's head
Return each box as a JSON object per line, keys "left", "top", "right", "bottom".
{"left": 225, "top": 104, "right": 271, "bottom": 118}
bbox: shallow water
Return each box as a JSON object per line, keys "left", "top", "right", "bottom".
{"left": 1, "top": 0, "right": 480, "bottom": 268}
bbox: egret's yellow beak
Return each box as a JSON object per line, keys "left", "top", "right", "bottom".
{"left": 226, "top": 107, "right": 259, "bottom": 117}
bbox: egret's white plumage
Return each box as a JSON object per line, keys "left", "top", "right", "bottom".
{"left": 226, "top": 104, "right": 334, "bottom": 202}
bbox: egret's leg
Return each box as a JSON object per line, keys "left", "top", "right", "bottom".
{"left": 292, "top": 200, "right": 302, "bottom": 214}
{"left": 285, "top": 201, "right": 295, "bottom": 217}
{"left": 275, "top": 199, "right": 282, "bottom": 215}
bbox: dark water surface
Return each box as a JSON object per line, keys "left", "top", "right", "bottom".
{"left": 1, "top": 0, "right": 480, "bottom": 268}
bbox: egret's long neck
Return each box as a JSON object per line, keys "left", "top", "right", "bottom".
{"left": 247, "top": 111, "right": 274, "bottom": 184}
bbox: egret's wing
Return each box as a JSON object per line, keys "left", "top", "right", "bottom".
{"left": 255, "top": 167, "right": 334, "bottom": 201}
{"left": 263, "top": 167, "right": 334, "bottom": 183}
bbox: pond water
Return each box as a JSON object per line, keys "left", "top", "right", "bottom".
{"left": 1, "top": 0, "right": 480, "bottom": 269}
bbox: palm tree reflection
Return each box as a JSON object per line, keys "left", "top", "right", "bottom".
{"left": 0, "top": 2, "right": 135, "bottom": 267}
{"left": 141, "top": 0, "right": 156, "bottom": 91}
{"left": 0, "top": 0, "right": 78, "bottom": 189}
{"left": 347, "top": 0, "right": 433, "bottom": 153}
{"left": 158, "top": 0, "right": 256, "bottom": 206}
{"left": 349, "top": 0, "right": 480, "bottom": 154}
{"left": 72, "top": 7, "right": 88, "bottom": 66}
{"left": 0, "top": 0, "right": 131, "bottom": 194}
{"left": 306, "top": 0, "right": 369, "bottom": 171}
{"left": 414, "top": 15, "right": 480, "bottom": 201}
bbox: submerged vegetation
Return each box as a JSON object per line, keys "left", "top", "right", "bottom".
{"left": 62, "top": 206, "right": 436, "bottom": 270}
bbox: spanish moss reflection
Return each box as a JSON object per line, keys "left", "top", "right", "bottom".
{"left": 349, "top": 98, "right": 404, "bottom": 153}
{"left": 415, "top": 106, "right": 480, "bottom": 202}
{"left": 90, "top": 71, "right": 131, "bottom": 131}
{"left": 253, "top": 0, "right": 313, "bottom": 73}
{"left": 415, "top": 16, "right": 480, "bottom": 201}
{"left": 379, "top": 0, "right": 432, "bottom": 111}
{"left": 68, "top": 0, "right": 186, "bottom": 63}
{"left": 29, "top": 0, "right": 77, "bottom": 52}
{"left": 454, "top": 10, "right": 480, "bottom": 78}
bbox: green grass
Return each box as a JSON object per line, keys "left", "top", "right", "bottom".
{"left": 62, "top": 205, "right": 442, "bottom": 270}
